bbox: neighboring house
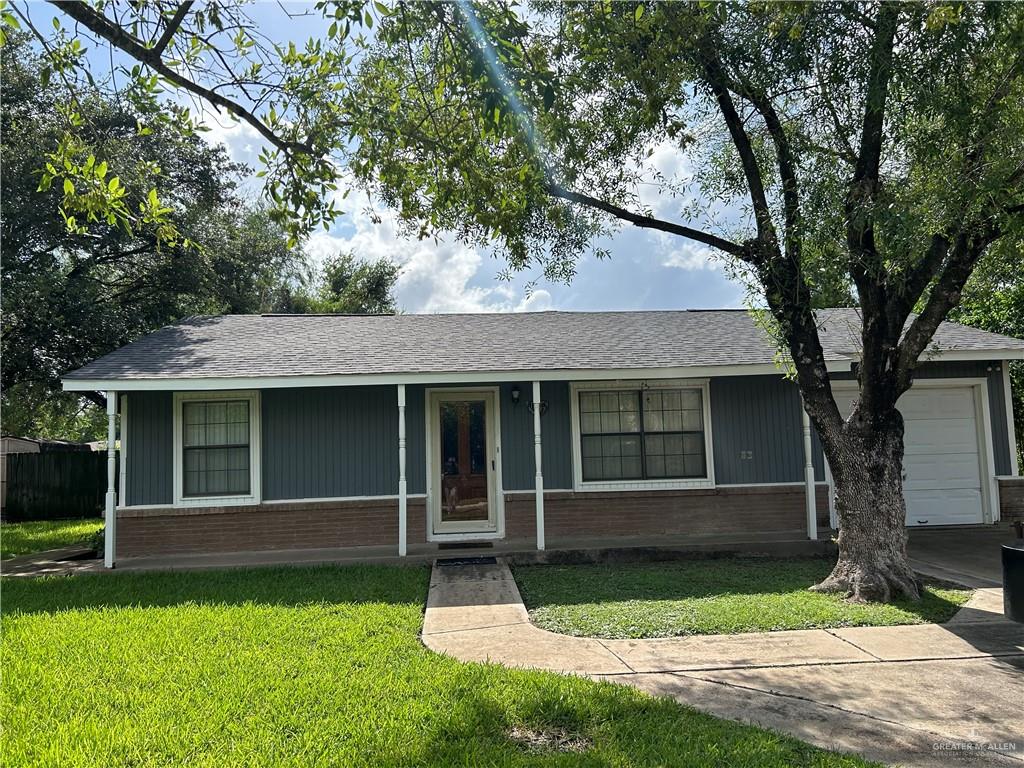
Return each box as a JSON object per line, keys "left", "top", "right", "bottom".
{"left": 62, "top": 309, "right": 1024, "bottom": 568}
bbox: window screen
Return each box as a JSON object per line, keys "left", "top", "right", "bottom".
{"left": 579, "top": 388, "right": 706, "bottom": 482}
{"left": 182, "top": 400, "right": 251, "bottom": 497}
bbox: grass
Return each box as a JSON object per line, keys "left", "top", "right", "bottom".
{"left": 0, "top": 518, "right": 102, "bottom": 559}
{"left": 1, "top": 565, "right": 874, "bottom": 767}
{"left": 514, "top": 557, "right": 973, "bottom": 639}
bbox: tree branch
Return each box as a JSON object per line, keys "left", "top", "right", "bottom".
{"left": 694, "top": 38, "right": 776, "bottom": 246}
{"left": 895, "top": 227, "right": 995, "bottom": 391}
{"left": 152, "top": 2, "right": 193, "bottom": 57}
{"left": 845, "top": 2, "right": 900, "bottom": 313}
{"left": 542, "top": 182, "right": 744, "bottom": 256}
{"left": 49, "top": 0, "right": 318, "bottom": 156}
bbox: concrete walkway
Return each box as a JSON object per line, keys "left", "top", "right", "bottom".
{"left": 1, "top": 546, "right": 103, "bottom": 578}
{"left": 423, "top": 560, "right": 1024, "bottom": 767}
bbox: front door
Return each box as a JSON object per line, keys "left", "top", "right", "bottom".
{"left": 429, "top": 390, "right": 499, "bottom": 536}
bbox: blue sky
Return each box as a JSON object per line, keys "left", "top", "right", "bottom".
{"left": 34, "top": 1, "right": 749, "bottom": 315}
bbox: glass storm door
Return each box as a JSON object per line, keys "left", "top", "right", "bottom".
{"left": 430, "top": 390, "right": 498, "bottom": 535}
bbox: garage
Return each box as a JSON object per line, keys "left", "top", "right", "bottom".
{"left": 832, "top": 384, "right": 990, "bottom": 527}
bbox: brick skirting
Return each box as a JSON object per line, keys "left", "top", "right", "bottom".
{"left": 999, "top": 478, "right": 1024, "bottom": 523}
{"left": 505, "top": 484, "right": 830, "bottom": 541}
{"left": 117, "top": 499, "right": 428, "bottom": 558}
{"left": 116, "top": 483, "right": 830, "bottom": 559}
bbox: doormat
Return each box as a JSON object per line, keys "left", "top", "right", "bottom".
{"left": 438, "top": 541, "right": 494, "bottom": 550}
{"left": 436, "top": 556, "right": 498, "bottom": 566}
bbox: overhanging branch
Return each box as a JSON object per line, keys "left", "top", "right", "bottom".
{"left": 50, "top": 0, "right": 317, "bottom": 156}
{"left": 543, "top": 183, "right": 744, "bottom": 257}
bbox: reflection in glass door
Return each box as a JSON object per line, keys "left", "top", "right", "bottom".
{"left": 439, "top": 400, "right": 488, "bottom": 522}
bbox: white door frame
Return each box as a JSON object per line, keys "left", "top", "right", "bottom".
{"left": 824, "top": 378, "right": 998, "bottom": 527}
{"left": 424, "top": 387, "right": 505, "bottom": 542}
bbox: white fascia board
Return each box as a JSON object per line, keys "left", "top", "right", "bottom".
{"left": 841, "top": 348, "right": 1024, "bottom": 364}
{"left": 63, "top": 360, "right": 855, "bottom": 392}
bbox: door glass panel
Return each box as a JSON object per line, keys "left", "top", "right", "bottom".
{"left": 439, "top": 400, "right": 489, "bottom": 523}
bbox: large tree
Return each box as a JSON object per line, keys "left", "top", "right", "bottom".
{"left": 0, "top": 33, "right": 398, "bottom": 439}
{"left": 10, "top": 2, "right": 1024, "bottom": 601}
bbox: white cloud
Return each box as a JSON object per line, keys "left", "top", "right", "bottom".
{"left": 635, "top": 140, "right": 694, "bottom": 218}
{"left": 197, "top": 107, "right": 264, "bottom": 163}
{"left": 515, "top": 289, "right": 553, "bottom": 313}
{"left": 308, "top": 210, "right": 552, "bottom": 314}
{"left": 661, "top": 243, "right": 721, "bottom": 272}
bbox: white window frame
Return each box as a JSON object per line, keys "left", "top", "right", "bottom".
{"left": 569, "top": 379, "right": 715, "bottom": 492}
{"left": 173, "top": 390, "right": 261, "bottom": 508}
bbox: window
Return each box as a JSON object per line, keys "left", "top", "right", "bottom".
{"left": 174, "top": 391, "right": 260, "bottom": 506}
{"left": 183, "top": 400, "right": 251, "bottom": 496}
{"left": 576, "top": 384, "right": 709, "bottom": 485}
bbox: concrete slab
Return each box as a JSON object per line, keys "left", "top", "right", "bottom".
{"left": 603, "top": 670, "right": 1024, "bottom": 768}
{"left": 687, "top": 656, "right": 1024, "bottom": 752}
{"left": 948, "top": 588, "right": 1009, "bottom": 625}
{"left": 421, "top": 557, "right": 1024, "bottom": 766}
{"left": 908, "top": 526, "right": 1015, "bottom": 587}
{"left": 425, "top": 622, "right": 633, "bottom": 675}
{"left": 601, "top": 629, "right": 873, "bottom": 672}
{"left": 1, "top": 547, "right": 103, "bottom": 578}
{"left": 422, "top": 580, "right": 529, "bottom": 635}
{"left": 832, "top": 621, "right": 1024, "bottom": 661}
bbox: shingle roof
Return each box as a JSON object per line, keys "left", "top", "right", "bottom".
{"left": 63, "top": 308, "right": 1024, "bottom": 382}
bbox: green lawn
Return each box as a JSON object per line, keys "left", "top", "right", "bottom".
{"left": 2, "top": 566, "right": 873, "bottom": 767}
{"left": 0, "top": 519, "right": 102, "bottom": 559}
{"left": 514, "top": 557, "right": 972, "bottom": 639}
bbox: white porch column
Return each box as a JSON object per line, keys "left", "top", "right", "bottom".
{"left": 801, "top": 400, "right": 818, "bottom": 540}
{"left": 532, "top": 380, "right": 545, "bottom": 551}
{"left": 104, "top": 390, "right": 118, "bottom": 568}
{"left": 397, "top": 384, "right": 408, "bottom": 557}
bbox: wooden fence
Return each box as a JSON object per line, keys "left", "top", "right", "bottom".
{"left": 2, "top": 452, "right": 110, "bottom": 521}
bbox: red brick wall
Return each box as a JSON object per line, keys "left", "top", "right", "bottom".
{"left": 504, "top": 484, "right": 829, "bottom": 542}
{"left": 1000, "top": 478, "right": 1024, "bottom": 524}
{"left": 117, "top": 484, "right": 829, "bottom": 558}
{"left": 117, "top": 499, "right": 427, "bottom": 558}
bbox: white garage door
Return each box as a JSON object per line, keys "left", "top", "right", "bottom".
{"left": 834, "top": 386, "right": 985, "bottom": 526}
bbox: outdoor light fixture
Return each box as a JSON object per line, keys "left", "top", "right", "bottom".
{"left": 511, "top": 385, "right": 521, "bottom": 405}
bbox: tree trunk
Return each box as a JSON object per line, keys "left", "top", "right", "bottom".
{"left": 812, "top": 406, "right": 922, "bottom": 603}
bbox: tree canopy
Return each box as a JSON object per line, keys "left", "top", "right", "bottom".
{"left": 0, "top": 33, "right": 399, "bottom": 439}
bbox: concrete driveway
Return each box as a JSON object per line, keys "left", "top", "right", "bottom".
{"left": 908, "top": 525, "right": 1017, "bottom": 587}
{"left": 423, "top": 559, "right": 1024, "bottom": 768}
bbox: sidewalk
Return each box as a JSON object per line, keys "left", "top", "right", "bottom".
{"left": 1, "top": 546, "right": 103, "bottom": 578}
{"left": 423, "top": 559, "right": 1024, "bottom": 767}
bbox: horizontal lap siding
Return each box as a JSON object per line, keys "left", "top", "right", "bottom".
{"left": 125, "top": 392, "right": 173, "bottom": 506}
{"left": 262, "top": 386, "right": 398, "bottom": 500}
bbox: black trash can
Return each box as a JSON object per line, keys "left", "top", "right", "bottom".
{"left": 1004, "top": 542, "right": 1024, "bottom": 623}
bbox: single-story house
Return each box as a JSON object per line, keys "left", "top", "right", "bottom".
{"left": 63, "top": 308, "right": 1024, "bottom": 568}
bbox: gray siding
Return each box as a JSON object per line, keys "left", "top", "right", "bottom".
{"left": 498, "top": 381, "right": 573, "bottom": 491}
{"left": 125, "top": 391, "right": 173, "bottom": 506}
{"left": 122, "top": 359, "right": 1014, "bottom": 505}
{"left": 262, "top": 386, "right": 399, "bottom": 500}
{"left": 404, "top": 385, "right": 427, "bottom": 495}
{"left": 710, "top": 375, "right": 825, "bottom": 485}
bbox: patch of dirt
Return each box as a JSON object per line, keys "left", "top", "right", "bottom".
{"left": 507, "top": 725, "right": 592, "bottom": 754}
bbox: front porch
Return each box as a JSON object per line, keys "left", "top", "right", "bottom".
{"left": 113, "top": 527, "right": 835, "bottom": 572}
